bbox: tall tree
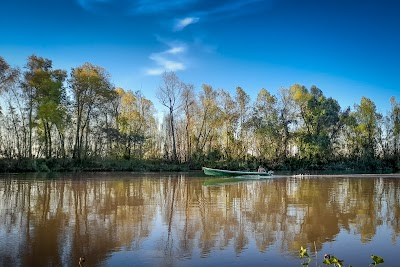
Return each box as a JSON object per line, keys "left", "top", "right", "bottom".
{"left": 69, "top": 63, "right": 115, "bottom": 160}
{"left": 193, "top": 84, "right": 222, "bottom": 158}
{"left": 113, "top": 88, "right": 156, "bottom": 159}
{"left": 156, "top": 72, "right": 182, "bottom": 162}
{"left": 219, "top": 89, "right": 238, "bottom": 159}
{"left": 277, "top": 88, "right": 297, "bottom": 160}
{"left": 235, "top": 87, "right": 250, "bottom": 157}
{"left": 115, "top": 88, "right": 139, "bottom": 158}
{"left": 389, "top": 97, "right": 400, "bottom": 162}
{"left": 22, "top": 55, "right": 67, "bottom": 158}
{"left": 0, "top": 57, "right": 20, "bottom": 158}
{"left": 135, "top": 90, "right": 157, "bottom": 159}
{"left": 350, "top": 97, "right": 381, "bottom": 165}
{"left": 289, "top": 84, "right": 346, "bottom": 163}
{"left": 21, "top": 55, "right": 45, "bottom": 158}
{"left": 180, "top": 83, "right": 196, "bottom": 162}
{"left": 248, "top": 88, "right": 280, "bottom": 160}
{"left": 0, "top": 56, "right": 19, "bottom": 94}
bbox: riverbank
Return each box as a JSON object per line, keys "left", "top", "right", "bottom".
{"left": 0, "top": 158, "right": 191, "bottom": 173}
{"left": 0, "top": 157, "right": 397, "bottom": 173}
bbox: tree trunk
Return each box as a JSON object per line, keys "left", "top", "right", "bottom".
{"left": 170, "top": 108, "right": 177, "bottom": 162}
{"left": 73, "top": 105, "right": 82, "bottom": 160}
{"left": 28, "top": 96, "right": 33, "bottom": 159}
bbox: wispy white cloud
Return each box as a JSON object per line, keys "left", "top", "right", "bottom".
{"left": 173, "top": 17, "right": 199, "bottom": 31}
{"left": 145, "top": 42, "right": 187, "bottom": 76}
{"left": 76, "top": 0, "right": 198, "bottom": 15}
{"left": 184, "top": 0, "right": 266, "bottom": 24}
{"left": 167, "top": 46, "right": 186, "bottom": 54}
{"left": 76, "top": 0, "right": 267, "bottom": 20}
{"left": 75, "top": 0, "right": 267, "bottom": 76}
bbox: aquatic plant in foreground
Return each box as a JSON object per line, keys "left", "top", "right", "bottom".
{"left": 299, "top": 246, "right": 384, "bottom": 266}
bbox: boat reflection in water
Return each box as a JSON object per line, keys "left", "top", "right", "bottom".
{"left": 0, "top": 172, "right": 400, "bottom": 267}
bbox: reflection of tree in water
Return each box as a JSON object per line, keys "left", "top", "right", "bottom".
{"left": 384, "top": 179, "right": 400, "bottom": 242}
{"left": 1, "top": 174, "right": 400, "bottom": 266}
{"left": 0, "top": 174, "right": 158, "bottom": 267}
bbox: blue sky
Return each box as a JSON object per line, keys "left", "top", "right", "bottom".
{"left": 1, "top": 0, "right": 399, "bottom": 114}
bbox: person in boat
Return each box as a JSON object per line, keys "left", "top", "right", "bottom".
{"left": 258, "top": 165, "right": 266, "bottom": 172}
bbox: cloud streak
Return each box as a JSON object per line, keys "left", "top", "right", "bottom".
{"left": 145, "top": 43, "right": 187, "bottom": 76}
{"left": 76, "top": 0, "right": 266, "bottom": 19}
{"left": 76, "top": 0, "right": 197, "bottom": 15}
{"left": 173, "top": 17, "right": 199, "bottom": 31}
{"left": 75, "top": 0, "right": 268, "bottom": 75}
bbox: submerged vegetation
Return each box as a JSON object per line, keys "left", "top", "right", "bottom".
{"left": 1, "top": 55, "right": 400, "bottom": 172}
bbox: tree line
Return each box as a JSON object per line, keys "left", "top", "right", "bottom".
{"left": 0, "top": 55, "right": 399, "bottom": 172}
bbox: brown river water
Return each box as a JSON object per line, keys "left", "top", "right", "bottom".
{"left": 1, "top": 172, "right": 400, "bottom": 267}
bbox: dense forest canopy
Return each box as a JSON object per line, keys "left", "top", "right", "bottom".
{"left": 0, "top": 55, "right": 399, "bottom": 172}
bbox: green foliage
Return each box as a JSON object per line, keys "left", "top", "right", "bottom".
{"left": 349, "top": 97, "right": 381, "bottom": 162}
{"left": 371, "top": 255, "right": 384, "bottom": 265}
{"left": 69, "top": 62, "right": 116, "bottom": 160}
{"left": 3, "top": 55, "right": 400, "bottom": 172}
{"left": 299, "top": 246, "right": 311, "bottom": 266}
{"left": 2, "top": 158, "right": 195, "bottom": 172}
{"left": 323, "top": 255, "right": 344, "bottom": 267}
{"left": 290, "top": 84, "right": 345, "bottom": 162}
{"left": 0, "top": 56, "right": 19, "bottom": 94}
{"left": 37, "top": 161, "right": 50, "bottom": 172}
{"left": 299, "top": 246, "right": 384, "bottom": 267}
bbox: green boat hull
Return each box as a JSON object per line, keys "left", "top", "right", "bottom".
{"left": 202, "top": 167, "right": 273, "bottom": 177}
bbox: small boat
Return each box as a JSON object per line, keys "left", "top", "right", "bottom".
{"left": 202, "top": 167, "right": 273, "bottom": 177}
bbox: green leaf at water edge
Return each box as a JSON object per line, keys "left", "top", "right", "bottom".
{"left": 323, "top": 256, "right": 343, "bottom": 267}
{"left": 299, "top": 246, "right": 309, "bottom": 258}
{"left": 370, "top": 255, "right": 384, "bottom": 265}
{"left": 299, "top": 246, "right": 311, "bottom": 266}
